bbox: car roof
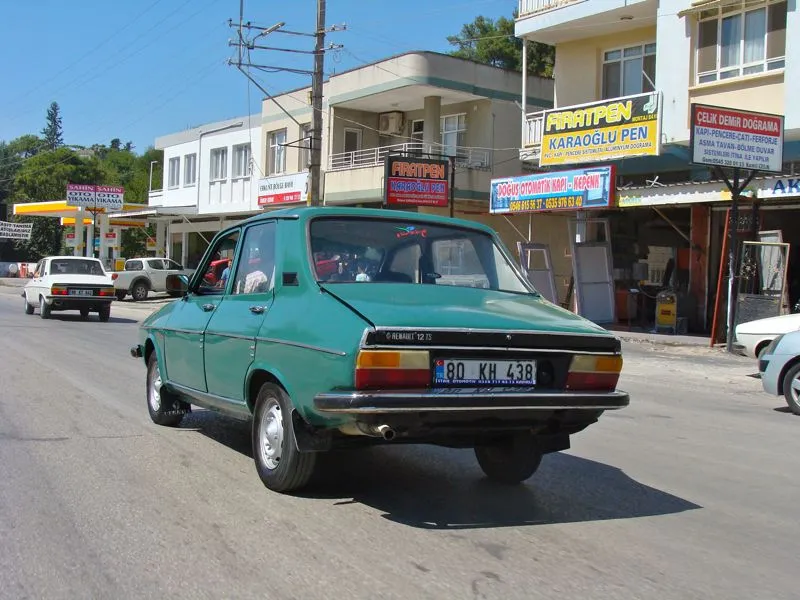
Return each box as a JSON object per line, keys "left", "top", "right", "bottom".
{"left": 230, "top": 206, "right": 497, "bottom": 236}
{"left": 46, "top": 256, "right": 102, "bottom": 261}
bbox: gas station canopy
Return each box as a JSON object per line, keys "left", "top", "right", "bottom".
{"left": 13, "top": 200, "right": 149, "bottom": 220}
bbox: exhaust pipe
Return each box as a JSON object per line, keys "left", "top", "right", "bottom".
{"left": 375, "top": 424, "right": 395, "bottom": 441}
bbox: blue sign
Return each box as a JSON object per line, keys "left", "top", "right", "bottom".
{"left": 490, "top": 166, "right": 616, "bottom": 215}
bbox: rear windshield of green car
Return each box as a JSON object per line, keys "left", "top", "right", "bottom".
{"left": 309, "top": 217, "right": 531, "bottom": 293}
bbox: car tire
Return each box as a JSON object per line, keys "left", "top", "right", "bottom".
{"left": 39, "top": 296, "right": 50, "bottom": 319}
{"left": 474, "top": 433, "right": 543, "bottom": 484}
{"left": 131, "top": 282, "right": 148, "bottom": 302}
{"left": 756, "top": 341, "right": 771, "bottom": 360}
{"left": 781, "top": 362, "right": 800, "bottom": 416}
{"left": 98, "top": 304, "right": 111, "bottom": 322}
{"left": 146, "top": 354, "right": 186, "bottom": 427}
{"left": 115, "top": 290, "right": 127, "bottom": 301}
{"left": 24, "top": 295, "right": 34, "bottom": 315}
{"left": 79, "top": 308, "right": 90, "bottom": 320}
{"left": 252, "top": 383, "right": 317, "bottom": 493}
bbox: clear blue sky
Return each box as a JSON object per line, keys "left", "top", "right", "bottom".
{"left": 0, "top": 0, "right": 515, "bottom": 154}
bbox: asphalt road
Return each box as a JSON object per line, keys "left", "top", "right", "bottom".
{"left": 0, "top": 291, "right": 797, "bottom": 600}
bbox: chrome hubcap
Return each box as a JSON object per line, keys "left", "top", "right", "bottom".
{"left": 791, "top": 375, "right": 800, "bottom": 403}
{"left": 149, "top": 365, "right": 162, "bottom": 412}
{"left": 259, "top": 400, "right": 283, "bottom": 470}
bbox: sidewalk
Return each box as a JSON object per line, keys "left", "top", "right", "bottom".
{"left": 607, "top": 325, "right": 712, "bottom": 348}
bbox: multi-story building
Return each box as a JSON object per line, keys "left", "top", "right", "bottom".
{"left": 513, "top": 0, "right": 800, "bottom": 333}
{"left": 139, "top": 51, "right": 554, "bottom": 270}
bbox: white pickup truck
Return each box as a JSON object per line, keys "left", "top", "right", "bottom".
{"left": 110, "top": 258, "right": 193, "bottom": 301}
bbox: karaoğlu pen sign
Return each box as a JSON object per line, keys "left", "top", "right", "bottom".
{"left": 490, "top": 166, "right": 616, "bottom": 215}
{"left": 384, "top": 156, "right": 449, "bottom": 207}
{"left": 690, "top": 104, "right": 784, "bottom": 173}
{"left": 538, "top": 92, "right": 661, "bottom": 167}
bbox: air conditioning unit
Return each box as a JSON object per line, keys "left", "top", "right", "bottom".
{"left": 378, "top": 111, "right": 404, "bottom": 135}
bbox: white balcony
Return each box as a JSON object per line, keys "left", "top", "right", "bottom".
{"left": 521, "top": 110, "right": 546, "bottom": 162}
{"left": 328, "top": 142, "right": 492, "bottom": 172}
{"left": 148, "top": 190, "right": 164, "bottom": 204}
{"left": 518, "top": 0, "right": 581, "bottom": 18}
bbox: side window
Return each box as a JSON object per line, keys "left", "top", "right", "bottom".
{"left": 196, "top": 230, "right": 240, "bottom": 295}
{"left": 34, "top": 261, "right": 44, "bottom": 278}
{"left": 432, "top": 239, "right": 489, "bottom": 289}
{"left": 164, "top": 259, "right": 182, "bottom": 270}
{"left": 386, "top": 243, "right": 421, "bottom": 283}
{"left": 232, "top": 222, "right": 276, "bottom": 295}
{"left": 125, "top": 260, "right": 143, "bottom": 271}
{"left": 148, "top": 259, "right": 165, "bottom": 270}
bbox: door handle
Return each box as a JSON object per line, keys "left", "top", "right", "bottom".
{"left": 249, "top": 305, "right": 266, "bottom": 314}
{"left": 201, "top": 303, "right": 216, "bottom": 312}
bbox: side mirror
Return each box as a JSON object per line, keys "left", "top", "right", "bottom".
{"left": 166, "top": 273, "right": 189, "bottom": 296}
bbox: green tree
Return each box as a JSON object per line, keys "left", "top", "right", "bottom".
{"left": 41, "top": 102, "right": 64, "bottom": 150}
{"left": 447, "top": 12, "right": 554, "bottom": 77}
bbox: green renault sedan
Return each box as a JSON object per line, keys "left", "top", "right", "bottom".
{"left": 131, "top": 207, "right": 628, "bottom": 493}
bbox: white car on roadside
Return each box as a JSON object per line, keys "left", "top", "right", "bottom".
{"left": 734, "top": 312, "right": 800, "bottom": 358}
{"left": 22, "top": 256, "right": 116, "bottom": 322}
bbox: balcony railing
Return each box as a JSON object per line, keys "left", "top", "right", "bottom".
{"left": 521, "top": 110, "right": 546, "bottom": 160}
{"left": 328, "top": 142, "right": 492, "bottom": 172}
{"left": 148, "top": 189, "right": 164, "bottom": 204}
{"left": 518, "top": 0, "right": 581, "bottom": 18}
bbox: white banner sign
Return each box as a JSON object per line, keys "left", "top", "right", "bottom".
{"left": 257, "top": 172, "right": 309, "bottom": 206}
{"left": 104, "top": 231, "right": 120, "bottom": 249}
{"left": 690, "top": 104, "right": 784, "bottom": 174}
{"left": 66, "top": 183, "right": 125, "bottom": 210}
{"left": 65, "top": 232, "right": 78, "bottom": 247}
{"left": 0, "top": 220, "right": 33, "bottom": 240}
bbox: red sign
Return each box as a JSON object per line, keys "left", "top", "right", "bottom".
{"left": 384, "top": 157, "right": 450, "bottom": 207}
{"left": 257, "top": 173, "right": 308, "bottom": 207}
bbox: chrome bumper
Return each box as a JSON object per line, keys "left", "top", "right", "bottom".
{"left": 313, "top": 389, "right": 630, "bottom": 414}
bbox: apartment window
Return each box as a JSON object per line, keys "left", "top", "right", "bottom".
{"left": 210, "top": 147, "right": 228, "bottom": 181}
{"left": 300, "top": 124, "right": 311, "bottom": 170}
{"left": 697, "top": 0, "right": 786, "bottom": 84}
{"left": 440, "top": 114, "right": 466, "bottom": 158}
{"left": 232, "top": 143, "right": 252, "bottom": 178}
{"left": 184, "top": 153, "right": 197, "bottom": 186}
{"left": 168, "top": 157, "right": 180, "bottom": 188}
{"left": 268, "top": 129, "right": 287, "bottom": 175}
{"left": 602, "top": 43, "right": 656, "bottom": 99}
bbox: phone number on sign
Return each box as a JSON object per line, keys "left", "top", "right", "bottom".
{"left": 509, "top": 195, "right": 584, "bottom": 212}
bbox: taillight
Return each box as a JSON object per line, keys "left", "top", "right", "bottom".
{"left": 111, "top": 273, "right": 118, "bottom": 281}
{"left": 566, "top": 355, "right": 623, "bottom": 391}
{"left": 50, "top": 285, "right": 68, "bottom": 295}
{"left": 355, "top": 350, "right": 430, "bottom": 390}
{"left": 98, "top": 287, "right": 115, "bottom": 296}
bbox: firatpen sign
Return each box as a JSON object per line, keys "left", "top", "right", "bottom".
{"left": 0, "top": 220, "right": 33, "bottom": 241}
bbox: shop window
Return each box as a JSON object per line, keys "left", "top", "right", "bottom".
{"left": 184, "top": 153, "right": 197, "bottom": 186}
{"left": 232, "top": 143, "right": 252, "bottom": 179}
{"left": 210, "top": 147, "right": 228, "bottom": 182}
{"left": 268, "top": 129, "right": 287, "bottom": 175}
{"left": 168, "top": 157, "right": 180, "bottom": 189}
{"left": 696, "top": 0, "right": 786, "bottom": 84}
{"left": 602, "top": 43, "right": 656, "bottom": 99}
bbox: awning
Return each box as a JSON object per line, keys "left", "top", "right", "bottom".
{"left": 105, "top": 205, "right": 198, "bottom": 220}
{"left": 60, "top": 217, "right": 148, "bottom": 228}
{"left": 13, "top": 200, "right": 148, "bottom": 219}
{"left": 678, "top": 0, "right": 742, "bottom": 18}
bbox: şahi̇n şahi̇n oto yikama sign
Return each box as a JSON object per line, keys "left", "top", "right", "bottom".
{"left": 490, "top": 166, "right": 616, "bottom": 215}
{"left": 539, "top": 92, "right": 660, "bottom": 167}
{"left": 690, "top": 104, "right": 784, "bottom": 173}
{"left": 384, "top": 157, "right": 449, "bottom": 207}
{"left": 66, "top": 184, "right": 125, "bottom": 210}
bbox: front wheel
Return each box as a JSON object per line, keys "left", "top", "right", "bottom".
{"left": 115, "top": 290, "right": 127, "bottom": 301}
{"left": 252, "top": 383, "right": 317, "bottom": 493}
{"left": 146, "top": 354, "right": 185, "bottom": 427}
{"left": 474, "top": 433, "right": 543, "bottom": 485}
{"left": 782, "top": 362, "right": 800, "bottom": 415}
{"left": 24, "top": 295, "right": 34, "bottom": 315}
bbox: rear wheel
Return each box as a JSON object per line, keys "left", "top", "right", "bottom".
{"left": 781, "top": 362, "right": 800, "bottom": 416}
{"left": 131, "top": 282, "right": 148, "bottom": 302}
{"left": 475, "top": 433, "right": 543, "bottom": 485}
{"left": 115, "top": 290, "right": 127, "bottom": 301}
{"left": 98, "top": 304, "right": 111, "bottom": 322}
{"left": 146, "top": 354, "right": 186, "bottom": 427}
{"left": 252, "top": 383, "right": 317, "bottom": 493}
{"left": 39, "top": 296, "right": 50, "bottom": 319}
{"left": 24, "top": 295, "right": 34, "bottom": 315}
{"left": 79, "top": 308, "right": 90, "bottom": 320}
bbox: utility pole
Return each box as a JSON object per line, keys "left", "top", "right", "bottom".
{"left": 309, "top": 0, "right": 326, "bottom": 207}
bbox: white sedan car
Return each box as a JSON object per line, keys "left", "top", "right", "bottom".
{"left": 734, "top": 312, "right": 800, "bottom": 358}
{"left": 23, "top": 256, "right": 116, "bottom": 321}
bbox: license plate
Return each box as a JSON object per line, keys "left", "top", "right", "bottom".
{"left": 69, "top": 289, "right": 93, "bottom": 296}
{"left": 434, "top": 359, "right": 536, "bottom": 385}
